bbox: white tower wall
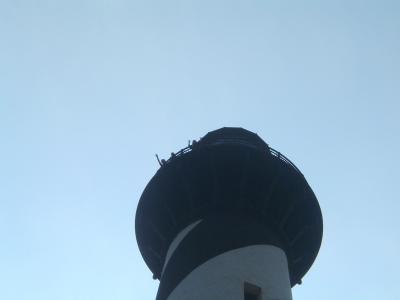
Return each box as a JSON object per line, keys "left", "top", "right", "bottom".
{"left": 162, "top": 223, "right": 292, "bottom": 300}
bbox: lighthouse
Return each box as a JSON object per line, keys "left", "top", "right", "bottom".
{"left": 135, "top": 127, "right": 323, "bottom": 300}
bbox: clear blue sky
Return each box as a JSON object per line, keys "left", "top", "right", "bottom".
{"left": 1, "top": 1, "right": 399, "bottom": 299}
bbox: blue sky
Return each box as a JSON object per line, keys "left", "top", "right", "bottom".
{"left": 1, "top": 1, "right": 399, "bottom": 299}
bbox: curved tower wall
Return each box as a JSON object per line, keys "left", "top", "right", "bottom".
{"left": 135, "top": 128, "right": 323, "bottom": 300}
{"left": 161, "top": 224, "right": 292, "bottom": 300}
{"left": 166, "top": 245, "right": 292, "bottom": 300}
{"left": 161, "top": 220, "right": 203, "bottom": 276}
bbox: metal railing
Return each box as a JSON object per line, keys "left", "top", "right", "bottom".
{"left": 159, "top": 140, "right": 302, "bottom": 176}
{"left": 269, "top": 147, "right": 302, "bottom": 175}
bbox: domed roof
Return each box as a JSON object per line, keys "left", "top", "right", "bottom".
{"left": 135, "top": 127, "right": 323, "bottom": 286}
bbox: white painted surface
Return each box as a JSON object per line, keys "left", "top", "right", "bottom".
{"left": 166, "top": 245, "right": 292, "bottom": 300}
{"left": 161, "top": 220, "right": 202, "bottom": 275}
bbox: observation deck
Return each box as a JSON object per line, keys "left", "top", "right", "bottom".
{"left": 135, "top": 127, "right": 323, "bottom": 286}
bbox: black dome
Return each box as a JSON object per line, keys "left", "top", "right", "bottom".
{"left": 135, "top": 127, "right": 323, "bottom": 286}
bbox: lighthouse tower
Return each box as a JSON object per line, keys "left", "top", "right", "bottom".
{"left": 135, "top": 127, "right": 323, "bottom": 300}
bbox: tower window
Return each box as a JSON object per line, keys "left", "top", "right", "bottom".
{"left": 244, "top": 282, "right": 261, "bottom": 300}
